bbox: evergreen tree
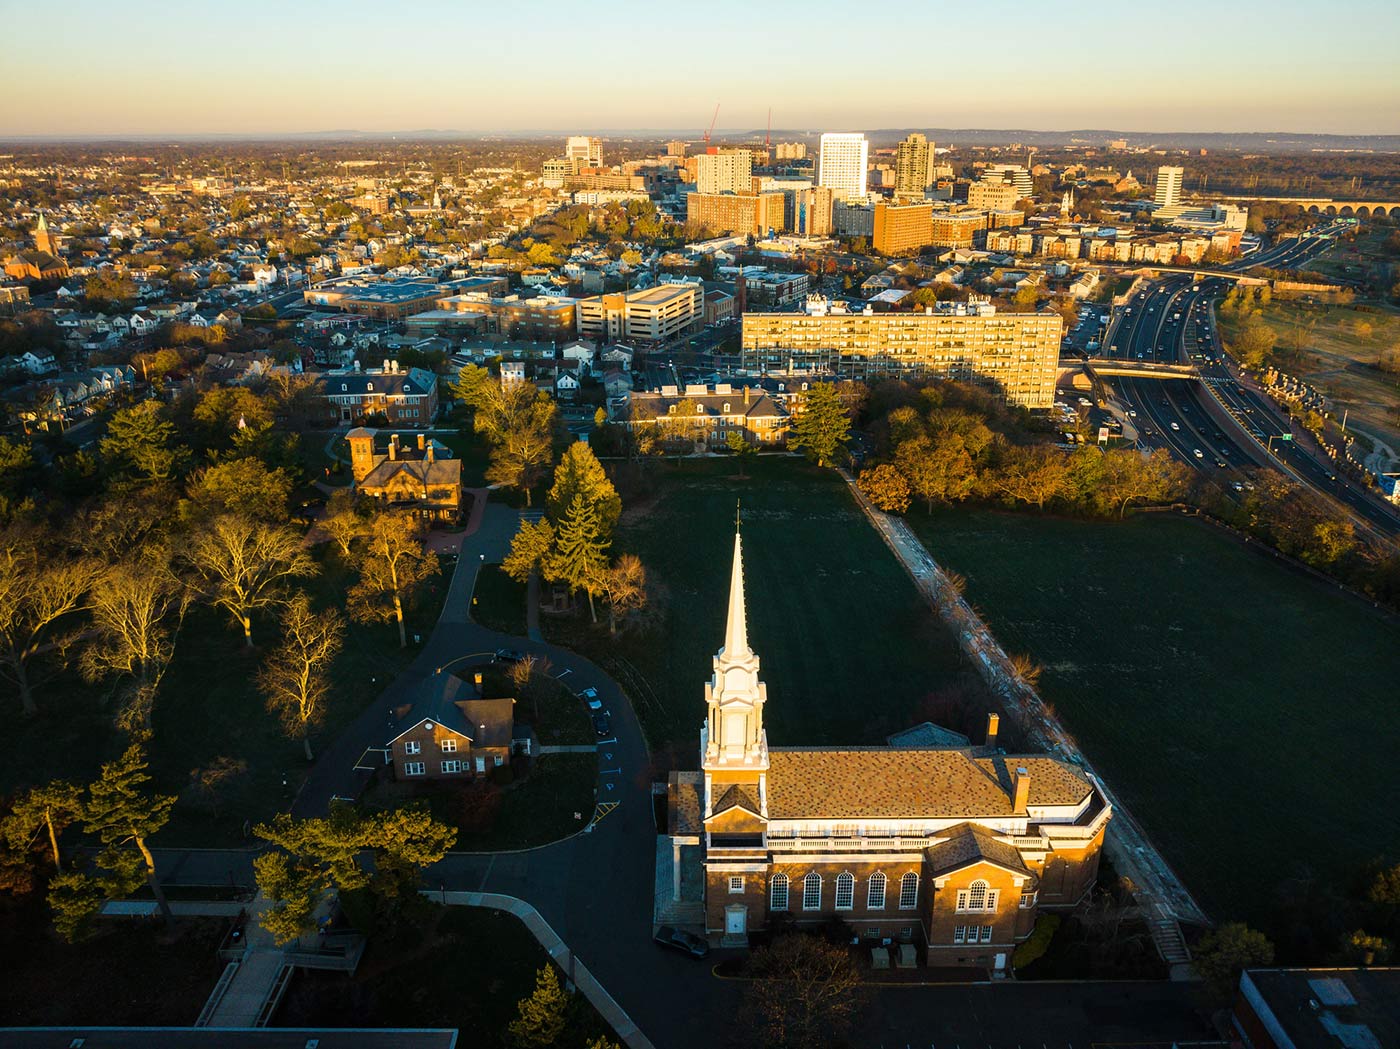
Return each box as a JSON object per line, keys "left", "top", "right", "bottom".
{"left": 546, "top": 443, "right": 621, "bottom": 539}
{"left": 2, "top": 781, "right": 84, "bottom": 871}
{"left": 503, "top": 519, "right": 555, "bottom": 585}
{"left": 100, "top": 402, "right": 185, "bottom": 483}
{"left": 789, "top": 383, "right": 851, "bottom": 468}
{"left": 508, "top": 965, "right": 571, "bottom": 1048}
{"left": 545, "top": 494, "right": 610, "bottom": 623}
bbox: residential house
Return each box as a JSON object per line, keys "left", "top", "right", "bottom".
{"left": 625, "top": 383, "right": 789, "bottom": 451}
{"left": 347, "top": 428, "right": 462, "bottom": 523}
{"left": 386, "top": 670, "right": 523, "bottom": 782}
{"left": 313, "top": 362, "right": 439, "bottom": 428}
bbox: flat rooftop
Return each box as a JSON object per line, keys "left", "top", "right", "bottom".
{"left": 628, "top": 285, "right": 695, "bottom": 305}
{"left": 3, "top": 1030, "right": 458, "bottom": 1049}
{"left": 1242, "top": 968, "right": 1400, "bottom": 1049}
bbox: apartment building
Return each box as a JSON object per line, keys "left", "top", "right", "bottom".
{"left": 741, "top": 295, "right": 1061, "bottom": 408}
{"left": 818, "top": 133, "right": 869, "bottom": 200}
{"left": 696, "top": 150, "right": 753, "bottom": 195}
{"left": 1154, "top": 166, "right": 1184, "bottom": 209}
{"left": 577, "top": 283, "right": 702, "bottom": 344}
{"left": 873, "top": 201, "right": 934, "bottom": 255}
{"left": 686, "top": 192, "right": 786, "bottom": 237}
{"left": 967, "top": 179, "right": 1020, "bottom": 211}
{"left": 930, "top": 210, "right": 989, "bottom": 248}
{"left": 894, "top": 133, "right": 936, "bottom": 198}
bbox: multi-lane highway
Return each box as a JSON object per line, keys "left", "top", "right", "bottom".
{"left": 1097, "top": 232, "right": 1400, "bottom": 538}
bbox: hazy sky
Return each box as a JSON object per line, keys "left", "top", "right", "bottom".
{"left": 3, "top": 0, "right": 1398, "bottom": 136}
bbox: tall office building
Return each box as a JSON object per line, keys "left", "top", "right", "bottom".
{"left": 818, "top": 133, "right": 869, "bottom": 201}
{"left": 696, "top": 150, "right": 753, "bottom": 196}
{"left": 1154, "top": 166, "right": 1184, "bottom": 209}
{"left": 983, "top": 164, "right": 1033, "bottom": 199}
{"left": 894, "top": 133, "right": 935, "bottom": 198}
{"left": 565, "top": 136, "right": 603, "bottom": 171}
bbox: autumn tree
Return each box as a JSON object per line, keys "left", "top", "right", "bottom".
{"left": 789, "top": 383, "right": 851, "bottom": 468}
{"left": 545, "top": 494, "right": 610, "bottom": 623}
{"left": 858, "top": 463, "right": 911, "bottom": 513}
{"left": 259, "top": 595, "right": 345, "bottom": 760}
{"left": 349, "top": 511, "right": 437, "bottom": 647}
{"left": 1094, "top": 448, "right": 1186, "bottom": 518}
{"left": 601, "top": 553, "right": 648, "bottom": 636}
{"left": 1193, "top": 922, "right": 1275, "bottom": 1004}
{"left": 508, "top": 965, "right": 571, "bottom": 1049}
{"left": 896, "top": 435, "right": 976, "bottom": 512}
{"left": 0, "top": 530, "right": 101, "bottom": 716}
{"left": 2, "top": 781, "right": 84, "bottom": 874}
{"left": 743, "top": 933, "right": 866, "bottom": 1049}
{"left": 503, "top": 518, "right": 556, "bottom": 585}
{"left": 486, "top": 401, "right": 557, "bottom": 507}
{"left": 988, "top": 444, "right": 1071, "bottom": 511}
{"left": 546, "top": 442, "right": 620, "bottom": 538}
{"left": 320, "top": 488, "right": 367, "bottom": 558}
{"left": 81, "top": 551, "right": 190, "bottom": 734}
{"left": 188, "top": 515, "right": 316, "bottom": 647}
{"left": 100, "top": 402, "right": 185, "bottom": 484}
{"left": 1233, "top": 320, "right": 1277, "bottom": 369}
{"left": 184, "top": 458, "right": 294, "bottom": 523}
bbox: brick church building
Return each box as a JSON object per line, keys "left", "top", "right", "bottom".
{"left": 661, "top": 527, "right": 1111, "bottom": 971}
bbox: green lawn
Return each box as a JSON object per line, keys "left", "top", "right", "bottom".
{"left": 0, "top": 896, "right": 226, "bottom": 1026}
{"left": 473, "top": 564, "right": 529, "bottom": 636}
{"left": 276, "top": 905, "right": 614, "bottom": 1045}
{"left": 908, "top": 508, "right": 1400, "bottom": 922}
{"left": 547, "top": 458, "right": 1000, "bottom": 760}
{"left": 361, "top": 753, "right": 597, "bottom": 852}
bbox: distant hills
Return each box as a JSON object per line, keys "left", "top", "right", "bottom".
{"left": 4, "top": 127, "right": 1398, "bottom": 153}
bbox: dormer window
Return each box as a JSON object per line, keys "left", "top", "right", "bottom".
{"left": 669, "top": 405, "right": 677, "bottom": 414}
{"left": 340, "top": 383, "right": 347, "bottom": 392}
{"left": 367, "top": 382, "right": 374, "bottom": 392}
{"left": 723, "top": 402, "right": 731, "bottom": 413}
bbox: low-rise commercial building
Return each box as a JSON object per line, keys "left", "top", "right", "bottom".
{"left": 967, "top": 179, "right": 1020, "bottom": 211}
{"left": 406, "top": 293, "right": 578, "bottom": 342}
{"left": 741, "top": 295, "right": 1060, "bottom": 408}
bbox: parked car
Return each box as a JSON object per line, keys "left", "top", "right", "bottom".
{"left": 592, "top": 712, "right": 612, "bottom": 737}
{"left": 578, "top": 686, "right": 604, "bottom": 711}
{"left": 494, "top": 648, "right": 525, "bottom": 663}
{"left": 653, "top": 925, "right": 710, "bottom": 959}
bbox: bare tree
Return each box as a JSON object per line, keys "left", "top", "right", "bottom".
{"left": 743, "top": 934, "right": 866, "bottom": 1049}
{"left": 187, "top": 514, "right": 317, "bottom": 647}
{"left": 320, "top": 488, "right": 366, "bottom": 558}
{"left": 0, "top": 530, "right": 102, "bottom": 716}
{"left": 602, "top": 554, "right": 648, "bottom": 636}
{"left": 349, "top": 511, "right": 437, "bottom": 648}
{"left": 81, "top": 550, "right": 190, "bottom": 735}
{"left": 258, "top": 594, "right": 345, "bottom": 760}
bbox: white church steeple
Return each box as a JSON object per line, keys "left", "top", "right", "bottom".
{"left": 701, "top": 524, "right": 769, "bottom": 773}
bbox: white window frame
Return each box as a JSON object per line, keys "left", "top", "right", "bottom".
{"left": 1020, "top": 891, "right": 1036, "bottom": 909}
{"left": 728, "top": 876, "right": 744, "bottom": 895}
{"left": 834, "top": 872, "right": 854, "bottom": 911}
{"left": 867, "top": 872, "right": 886, "bottom": 910}
{"left": 957, "top": 880, "right": 997, "bottom": 913}
{"left": 953, "top": 925, "right": 967, "bottom": 944}
{"left": 979, "top": 925, "right": 993, "bottom": 944}
{"left": 441, "top": 760, "right": 460, "bottom": 774}
{"left": 802, "top": 872, "right": 822, "bottom": 911}
{"left": 898, "top": 872, "right": 919, "bottom": 910}
{"left": 403, "top": 761, "right": 425, "bottom": 776}
{"left": 440, "top": 739, "right": 457, "bottom": 753}
{"left": 404, "top": 740, "right": 421, "bottom": 755}
{"left": 770, "top": 874, "right": 789, "bottom": 911}
{"left": 474, "top": 756, "right": 486, "bottom": 773}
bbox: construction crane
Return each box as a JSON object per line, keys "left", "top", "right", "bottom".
{"left": 703, "top": 103, "right": 720, "bottom": 148}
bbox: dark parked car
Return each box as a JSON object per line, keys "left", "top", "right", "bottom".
{"left": 494, "top": 648, "right": 525, "bottom": 663}
{"left": 653, "top": 925, "right": 709, "bottom": 959}
{"left": 592, "top": 712, "right": 612, "bottom": 737}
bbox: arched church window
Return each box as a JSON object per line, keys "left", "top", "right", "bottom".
{"left": 802, "top": 872, "right": 822, "bottom": 910}
{"left": 867, "top": 872, "right": 886, "bottom": 909}
{"left": 898, "top": 871, "right": 919, "bottom": 910}
{"left": 770, "top": 873, "right": 788, "bottom": 911}
{"left": 835, "top": 872, "right": 854, "bottom": 910}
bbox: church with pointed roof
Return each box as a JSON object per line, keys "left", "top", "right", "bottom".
{"left": 661, "top": 526, "right": 1111, "bottom": 971}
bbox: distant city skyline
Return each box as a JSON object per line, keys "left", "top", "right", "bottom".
{"left": 2, "top": 0, "right": 1399, "bottom": 137}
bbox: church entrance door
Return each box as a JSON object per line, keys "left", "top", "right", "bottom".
{"left": 725, "top": 905, "right": 747, "bottom": 935}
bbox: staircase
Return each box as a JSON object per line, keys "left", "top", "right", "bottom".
{"left": 1144, "top": 901, "right": 1191, "bottom": 966}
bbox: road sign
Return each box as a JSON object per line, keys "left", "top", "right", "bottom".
{"left": 1280, "top": 433, "right": 1293, "bottom": 441}
{"left": 1098, "top": 426, "right": 1110, "bottom": 444}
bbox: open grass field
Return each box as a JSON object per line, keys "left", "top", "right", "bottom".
{"left": 276, "top": 904, "right": 613, "bottom": 1046}
{"left": 546, "top": 458, "right": 1000, "bottom": 762}
{"left": 908, "top": 508, "right": 1400, "bottom": 922}
{"left": 1219, "top": 298, "right": 1400, "bottom": 449}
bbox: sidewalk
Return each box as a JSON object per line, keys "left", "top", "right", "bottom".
{"left": 433, "top": 890, "right": 656, "bottom": 1049}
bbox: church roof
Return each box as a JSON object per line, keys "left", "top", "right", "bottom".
{"left": 709, "top": 782, "right": 763, "bottom": 820}
{"left": 764, "top": 749, "right": 1092, "bottom": 820}
{"left": 925, "top": 822, "right": 1035, "bottom": 880}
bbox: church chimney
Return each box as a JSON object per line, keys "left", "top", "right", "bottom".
{"left": 1012, "top": 766, "right": 1030, "bottom": 816}
{"left": 985, "top": 713, "right": 1000, "bottom": 751}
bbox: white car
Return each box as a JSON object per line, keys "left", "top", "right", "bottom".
{"left": 1170, "top": 422, "right": 1180, "bottom": 431}
{"left": 1193, "top": 448, "right": 1204, "bottom": 459}
{"left": 578, "top": 687, "right": 604, "bottom": 712}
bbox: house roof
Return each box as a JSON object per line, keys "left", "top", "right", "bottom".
{"left": 360, "top": 455, "right": 461, "bottom": 491}
{"left": 668, "top": 771, "right": 704, "bottom": 836}
{"left": 628, "top": 390, "right": 786, "bottom": 422}
{"left": 924, "top": 822, "right": 1035, "bottom": 880}
{"left": 764, "top": 749, "right": 1093, "bottom": 821}
{"left": 387, "top": 673, "right": 514, "bottom": 747}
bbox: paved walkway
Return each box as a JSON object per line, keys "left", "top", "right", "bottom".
{"left": 840, "top": 469, "right": 1209, "bottom": 938}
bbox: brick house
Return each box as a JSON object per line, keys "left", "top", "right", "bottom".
{"left": 346, "top": 427, "right": 462, "bottom": 523}
{"left": 387, "top": 671, "right": 521, "bottom": 781}
{"left": 625, "top": 383, "right": 789, "bottom": 451}
{"left": 661, "top": 528, "right": 1110, "bottom": 971}
{"left": 314, "top": 361, "right": 438, "bottom": 427}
